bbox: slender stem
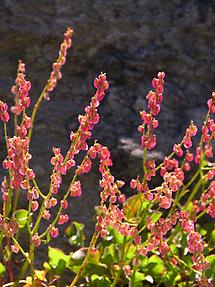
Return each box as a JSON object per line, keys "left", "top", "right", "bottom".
{"left": 111, "top": 269, "right": 122, "bottom": 287}
{"left": 31, "top": 166, "right": 56, "bottom": 236}
{"left": 182, "top": 169, "right": 200, "bottom": 193}
{"left": 4, "top": 123, "right": 13, "bottom": 217}
{"left": 39, "top": 171, "right": 78, "bottom": 238}
{"left": 142, "top": 147, "right": 147, "bottom": 182}
{"left": 196, "top": 209, "right": 207, "bottom": 220}
{"left": 3, "top": 280, "right": 27, "bottom": 287}
{"left": 131, "top": 265, "right": 138, "bottom": 287}
{"left": 12, "top": 189, "right": 20, "bottom": 214}
{"left": 39, "top": 153, "right": 89, "bottom": 239}
{"left": 32, "top": 178, "right": 46, "bottom": 199}
{"left": 14, "top": 114, "right": 17, "bottom": 136}
{"left": 32, "top": 128, "right": 82, "bottom": 237}
{"left": 28, "top": 87, "right": 48, "bottom": 141}
{"left": 13, "top": 260, "right": 29, "bottom": 287}
{"left": 172, "top": 254, "right": 202, "bottom": 275}
{"left": 6, "top": 237, "right": 13, "bottom": 282}
{"left": 29, "top": 245, "right": 35, "bottom": 287}
{"left": 11, "top": 237, "right": 30, "bottom": 263}
{"left": 184, "top": 177, "right": 202, "bottom": 209}
{"left": 68, "top": 232, "right": 99, "bottom": 287}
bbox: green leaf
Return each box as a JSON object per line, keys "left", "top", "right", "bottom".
{"left": 48, "top": 246, "right": 71, "bottom": 269}
{"left": 150, "top": 211, "right": 162, "bottom": 223}
{"left": 0, "top": 262, "right": 6, "bottom": 276}
{"left": 196, "top": 224, "right": 207, "bottom": 236}
{"left": 211, "top": 229, "right": 215, "bottom": 244}
{"left": 43, "top": 262, "right": 53, "bottom": 272}
{"left": 86, "top": 263, "right": 108, "bottom": 277}
{"left": 55, "top": 259, "right": 66, "bottom": 275}
{"left": 163, "top": 264, "right": 181, "bottom": 287}
{"left": 65, "top": 221, "right": 85, "bottom": 247}
{"left": 139, "top": 256, "right": 148, "bottom": 268}
{"left": 147, "top": 255, "right": 166, "bottom": 278}
{"left": 170, "top": 244, "right": 178, "bottom": 254}
{"left": 205, "top": 254, "right": 215, "bottom": 280}
{"left": 133, "top": 271, "right": 145, "bottom": 283}
{"left": 88, "top": 249, "right": 100, "bottom": 264}
{"left": 178, "top": 282, "right": 191, "bottom": 287}
{"left": 13, "top": 209, "right": 28, "bottom": 229}
{"left": 125, "top": 244, "right": 136, "bottom": 260}
{"left": 90, "top": 274, "right": 111, "bottom": 287}
{"left": 123, "top": 194, "right": 149, "bottom": 218}
{"left": 112, "top": 228, "right": 126, "bottom": 245}
{"left": 101, "top": 244, "right": 118, "bottom": 265}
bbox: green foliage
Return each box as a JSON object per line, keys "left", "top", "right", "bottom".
{"left": 13, "top": 209, "right": 28, "bottom": 229}
{"left": 0, "top": 262, "right": 6, "bottom": 277}
{"left": 65, "top": 221, "right": 85, "bottom": 248}
{"left": 44, "top": 246, "right": 71, "bottom": 275}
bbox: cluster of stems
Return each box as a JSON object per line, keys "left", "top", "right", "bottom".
{"left": 0, "top": 27, "right": 214, "bottom": 287}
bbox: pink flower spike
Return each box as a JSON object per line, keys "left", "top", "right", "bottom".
{"left": 0, "top": 101, "right": 10, "bottom": 122}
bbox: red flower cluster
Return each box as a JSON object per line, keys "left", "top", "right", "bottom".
{"left": 11, "top": 76, "right": 31, "bottom": 115}
{"left": 0, "top": 101, "right": 10, "bottom": 122}
{"left": 45, "top": 27, "right": 73, "bottom": 100}
{"left": 3, "top": 121, "right": 34, "bottom": 190}
{"left": 11, "top": 60, "right": 25, "bottom": 95}
{"left": 49, "top": 73, "right": 109, "bottom": 195}
{"left": 138, "top": 72, "right": 165, "bottom": 150}
{"left": 179, "top": 211, "right": 209, "bottom": 272}
{"left": 193, "top": 181, "right": 215, "bottom": 218}
{"left": 182, "top": 121, "right": 198, "bottom": 149}
{"left": 207, "top": 91, "right": 215, "bottom": 113}
{"left": 138, "top": 212, "right": 179, "bottom": 257}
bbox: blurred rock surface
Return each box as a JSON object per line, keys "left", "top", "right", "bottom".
{"left": 0, "top": 0, "right": 214, "bottom": 258}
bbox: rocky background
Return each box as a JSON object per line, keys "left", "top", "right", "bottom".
{"left": 0, "top": 0, "right": 215, "bottom": 263}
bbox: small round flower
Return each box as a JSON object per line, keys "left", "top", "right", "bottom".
{"left": 32, "top": 233, "right": 41, "bottom": 247}
{"left": 50, "top": 226, "right": 59, "bottom": 238}
{"left": 11, "top": 244, "right": 19, "bottom": 254}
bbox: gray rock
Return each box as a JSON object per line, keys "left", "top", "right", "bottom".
{"left": 0, "top": 0, "right": 215, "bottom": 267}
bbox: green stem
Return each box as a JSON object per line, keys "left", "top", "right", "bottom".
{"left": 196, "top": 209, "right": 207, "bottom": 220}
{"left": 39, "top": 172, "right": 78, "bottom": 239}
{"left": 39, "top": 153, "right": 89, "bottom": 239}
{"left": 11, "top": 237, "right": 30, "bottom": 263}
{"left": 182, "top": 169, "right": 200, "bottom": 193}
{"left": 29, "top": 245, "right": 35, "bottom": 287}
{"left": 32, "top": 178, "right": 46, "bottom": 199}
{"left": 111, "top": 269, "right": 122, "bottom": 287}
{"left": 12, "top": 189, "right": 20, "bottom": 214}
{"left": 142, "top": 147, "right": 147, "bottom": 182}
{"left": 31, "top": 168, "right": 55, "bottom": 235}
{"left": 13, "top": 260, "right": 29, "bottom": 287}
{"left": 4, "top": 122, "right": 13, "bottom": 217}
{"left": 14, "top": 114, "right": 18, "bottom": 136}
{"left": 28, "top": 87, "right": 48, "bottom": 141}
{"left": 184, "top": 176, "right": 202, "bottom": 209}
{"left": 172, "top": 254, "right": 202, "bottom": 275}
{"left": 68, "top": 232, "right": 99, "bottom": 287}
